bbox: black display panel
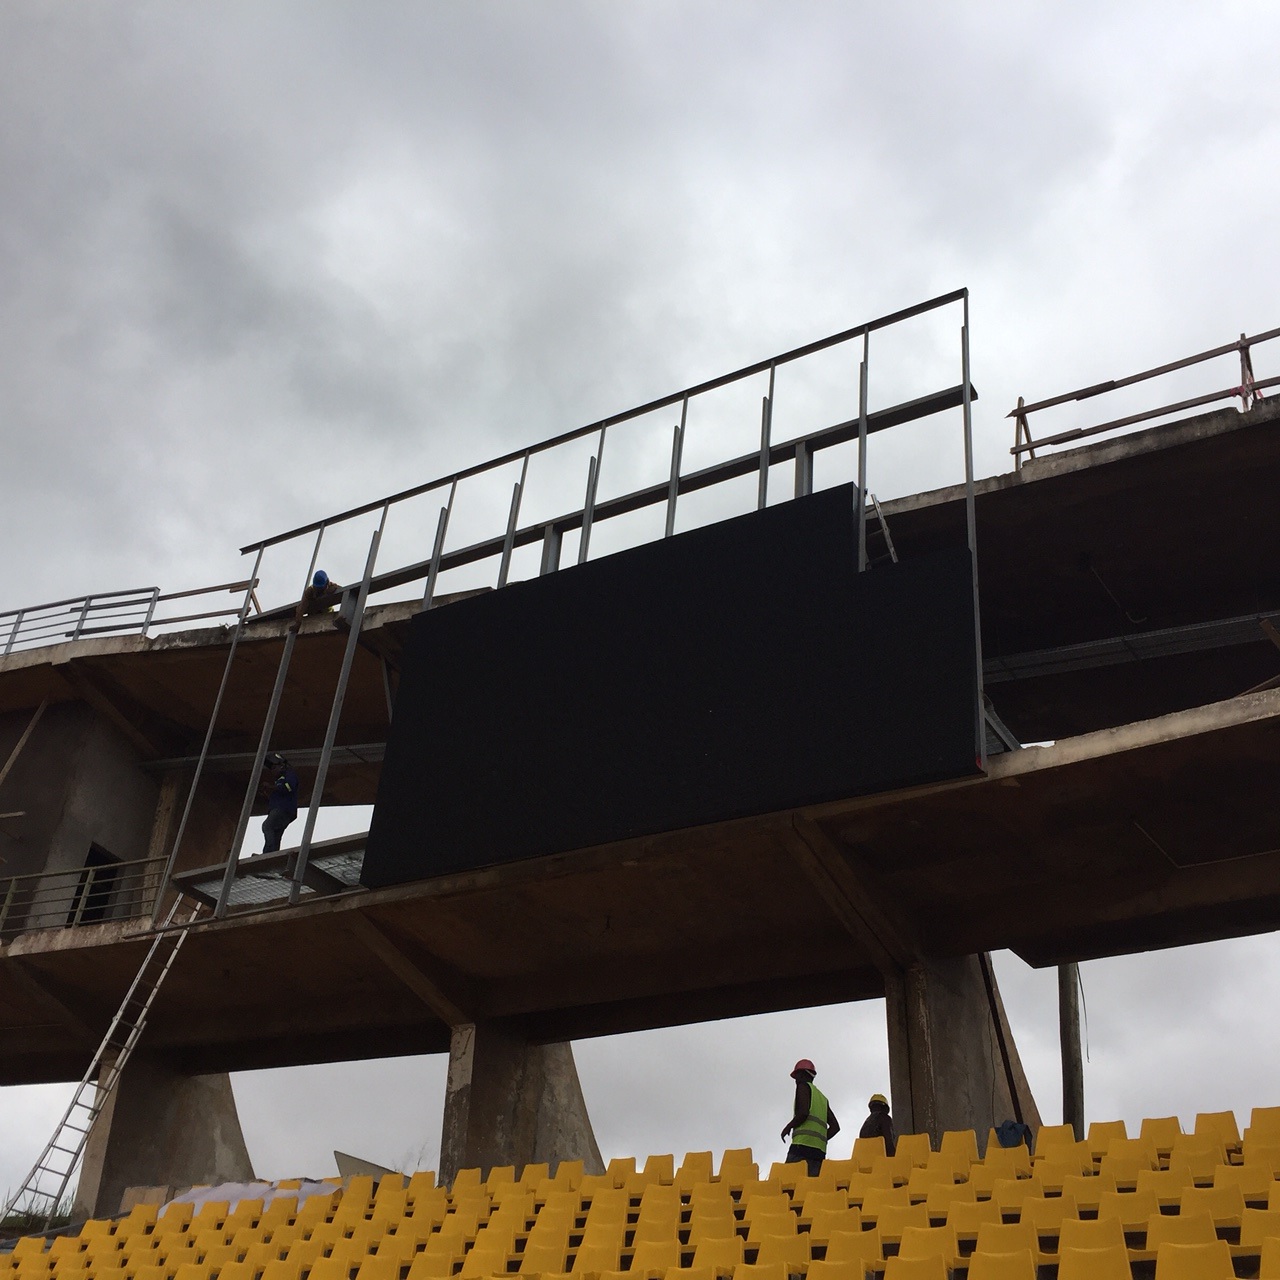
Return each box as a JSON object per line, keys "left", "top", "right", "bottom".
{"left": 362, "top": 484, "right": 981, "bottom": 888}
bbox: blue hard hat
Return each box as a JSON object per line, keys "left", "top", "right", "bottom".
{"left": 313, "top": 570, "right": 329, "bottom": 589}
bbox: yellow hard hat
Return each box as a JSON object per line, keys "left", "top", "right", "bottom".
{"left": 869, "top": 1093, "right": 889, "bottom": 1107}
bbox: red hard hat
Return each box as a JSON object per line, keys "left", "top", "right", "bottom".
{"left": 791, "top": 1059, "right": 816, "bottom": 1079}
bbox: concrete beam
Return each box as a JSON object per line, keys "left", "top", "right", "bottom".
{"left": 439, "top": 1022, "right": 603, "bottom": 1184}
{"left": 347, "top": 912, "right": 471, "bottom": 1027}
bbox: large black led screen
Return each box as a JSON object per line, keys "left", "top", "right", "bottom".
{"left": 362, "top": 484, "right": 982, "bottom": 888}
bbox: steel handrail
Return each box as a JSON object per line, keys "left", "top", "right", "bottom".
{"left": 0, "top": 855, "right": 165, "bottom": 939}
{"left": 1010, "top": 326, "right": 1278, "bottom": 467}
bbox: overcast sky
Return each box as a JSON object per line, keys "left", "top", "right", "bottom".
{"left": 4, "top": 1, "right": 1280, "bottom": 1199}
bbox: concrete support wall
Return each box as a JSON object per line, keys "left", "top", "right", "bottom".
{"left": 440, "top": 1023, "right": 603, "bottom": 1184}
{"left": 75, "top": 1053, "right": 254, "bottom": 1218}
{"left": 885, "top": 952, "right": 1041, "bottom": 1147}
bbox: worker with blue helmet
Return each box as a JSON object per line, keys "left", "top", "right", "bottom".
{"left": 294, "top": 568, "right": 343, "bottom": 628}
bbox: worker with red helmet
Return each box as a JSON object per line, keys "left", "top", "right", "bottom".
{"left": 780, "top": 1058, "right": 840, "bottom": 1176}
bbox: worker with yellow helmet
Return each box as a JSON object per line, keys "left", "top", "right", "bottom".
{"left": 859, "top": 1091, "right": 897, "bottom": 1156}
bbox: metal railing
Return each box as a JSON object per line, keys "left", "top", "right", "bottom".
{"left": 1010, "top": 326, "right": 1279, "bottom": 469}
{"left": 0, "top": 580, "right": 258, "bottom": 657}
{"left": 0, "top": 856, "right": 164, "bottom": 941}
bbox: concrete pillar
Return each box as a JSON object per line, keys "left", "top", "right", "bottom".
{"left": 885, "top": 953, "right": 1041, "bottom": 1148}
{"left": 439, "top": 1023, "right": 603, "bottom": 1184}
{"left": 75, "top": 1053, "right": 254, "bottom": 1218}
{"left": 1059, "top": 962, "right": 1085, "bottom": 1140}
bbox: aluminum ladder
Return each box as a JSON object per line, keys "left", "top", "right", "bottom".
{"left": 863, "top": 491, "right": 899, "bottom": 567}
{"left": 2, "top": 897, "right": 201, "bottom": 1230}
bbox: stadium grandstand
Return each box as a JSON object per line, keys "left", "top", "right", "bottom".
{"left": 3, "top": 290, "right": 1280, "bottom": 1279}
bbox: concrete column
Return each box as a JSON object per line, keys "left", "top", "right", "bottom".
{"left": 75, "top": 1053, "right": 254, "bottom": 1218}
{"left": 1059, "top": 962, "right": 1085, "bottom": 1140}
{"left": 885, "top": 953, "right": 1041, "bottom": 1148}
{"left": 439, "top": 1023, "right": 603, "bottom": 1184}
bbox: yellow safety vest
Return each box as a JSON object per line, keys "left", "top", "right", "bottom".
{"left": 792, "top": 1082, "right": 829, "bottom": 1153}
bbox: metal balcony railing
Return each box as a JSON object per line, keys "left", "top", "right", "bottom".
{"left": 0, "top": 580, "right": 259, "bottom": 657}
{"left": 0, "top": 856, "right": 165, "bottom": 941}
{"left": 1010, "top": 325, "right": 1279, "bottom": 469}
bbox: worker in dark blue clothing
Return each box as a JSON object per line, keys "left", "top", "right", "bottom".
{"left": 261, "top": 752, "right": 300, "bottom": 853}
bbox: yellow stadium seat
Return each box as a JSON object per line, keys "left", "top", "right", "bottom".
{"left": 308, "top": 1258, "right": 352, "bottom": 1280}
{"left": 753, "top": 1236, "right": 810, "bottom": 1270}
{"left": 940, "top": 1130, "right": 979, "bottom": 1167}
{"left": 1171, "top": 1133, "right": 1227, "bottom": 1168}
{"left": 1167, "top": 1151, "right": 1220, "bottom": 1186}
{"left": 553, "top": 1160, "right": 585, "bottom": 1188}
{"left": 1155, "top": 1240, "right": 1234, "bottom": 1280}
{"left": 519, "top": 1239, "right": 568, "bottom": 1274}
{"left": 1214, "top": 1164, "right": 1272, "bottom": 1203}
{"left": 869, "top": 1153, "right": 913, "bottom": 1187}
{"left": 407, "top": 1252, "right": 461, "bottom": 1280}
{"left": 1017, "top": 1193, "right": 1078, "bottom": 1246}
{"left": 824, "top": 1229, "right": 883, "bottom": 1268}
{"left": 1060, "top": 1172, "right": 1116, "bottom": 1214}
{"left": 732, "top": 1264, "right": 787, "bottom": 1280}
{"left": 741, "top": 1192, "right": 790, "bottom": 1218}
{"left": 896, "top": 1224, "right": 958, "bottom": 1268}
{"left": 815, "top": 1159, "right": 859, "bottom": 1190}
{"left": 861, "top": 1186, "right": 910, "bottom": 1220}
{"left": 1086, "top": 1121, "right": 1129, "bottom": 1162}
{"left": 637, "top": 1153, "right": 675, "bottom": 1187}
{"left": 664, "top": 1268, "right": 717, "bottom": 1280}
{"left": 1032, "top": 1124, "right": 1076, "bottom": 1159}
{"left": 947, "top": 1199, "right": 1001, "bottom": 1240}
{"left": 1057, "top": 1244, "right": 1131, "bottom": 1280}
{"left": 1241, "top": 1208, "right": 1280, "bottom": 1249}
{"left": 1242, "top": 1140, "right": 1280, "bottom": 1172}
{"left": 1059, "top": 1215, "right": 1127, "bottom": 1253}
{"left": 1140, "top": 1117, "right": 1184, "bottom": 1160}
{"left": 354, "top": 1258, "right": 400, "bottom": 1280}
{"left": 570, "top": 1242, "right": 620, "bottom": 1274}
{"left": 807, "top": 1207, "right": 861, "bottom": 1244}
{"left": 806, "top": 1262, "right": 878, "bottom": 1280}
{"left": 676, "top": 1153, "right": 716, "bottom": 1191}
{"left": 1144, "top": 1211, "right": 1216, "bottom": 1251}
{"left": 979, "top": 1145, "right": 1031, "bottom": 1182}
{"left": 800, "top": 1188, "right": 850, "bottom": 1219}
{"left": 1261, "top": 1236, "right": 1280, "bottom": 1280}
{"left": 1194, "top": 1112, "right": 1241, "bottom": 1150}
{"left": 719, "top": 1148, "right": 756, "bottom": 1177}
{"left": 132, "top": 1267, "right": 167, "bottom": 1280}
{"left": 691, "top": 1237, "right": 745, "bottom": 1272}
{"left": 1136, "top": 1167, "right": 1195, "bottom": 1209}
{"left": 923, "top": 1181, "right": 974, "bottom": 1221}
{"left": 975, "top": 1221, "right": 1040, "bottom": 1264}
{"left": 1097, "top": 1189, "right": 1159, "bottom": 1233}
{"left": 628, "top": 1239, "right": 682, "bottom": 1277}
{"left": 219, "top": 1264, "right": 257, "bottom": 1280}
{"left": 9, "top": 1250, "right": 45, "bottom": 1271}
{"left": 875, "top": 1204, "right": 929, "bottom": 1245}
{"left": 966, "top": 1249, "right": 1036, "bottom": 1280}
{"left": 746, "top": 1213, "right": 795, "bottom": 1242}
{"left": 904, "top": 1166, "right": 956, "bottom": 1203}
{"left": 1180, "top": 1184, "right": 1245, "bottom": 1229}
{"left": 171, "top": 1266, "right": 210, "bottom": 1280}
{"left": 990, "top": 1176, "right": 1044, "bottom": 1215}
{"left": 883, "top": 1255, "right": 945, "bottom": 1280}
{"left": 897, "top": 1134, "right": 932, "bottom": 1168}
{"left": 851, "top": 1137, "right": 885, "bottom": 1171}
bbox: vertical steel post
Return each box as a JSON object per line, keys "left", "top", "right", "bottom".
{"left": 794, "top": 440, "right": 813, "bottom": 499}
{"left": 71, "top": 596, "right": 93, "bottom": 641}
{"left": 758, "top": 364, "right": 775, "bottom": 511}
{"left": 578, "top": 426, "right": 606, "bottom": 566}
{"left": 1059, "top": 962, "right": 1085, "bottom": 1140}
{"left": 664, "top": 399, "right": 688, "bottom": 538}
{"left": 151, "top": 550, "right": 264, "bottom": 921}
{"left": 289, "top": 507, "right": 388, "bottom": 904}
{"left": 540, "top": 524, "right": 563, "bottom": 575}
{"left": 4, "top": 610, "right": 24, "bottom": 655}
{"left": 424, "top": 481, "right": 456, "bottom": 607}
{"left": 961, "top": 293, "right": 985, "bottom": 770}
{"left": 857, "top": 332, "right": 870, "bottom": 572}
{"left": 141, "top": 588, "right": 160, "bottom": 637}
{"left": 497, "top": 453, "right": 530, "bottom": 589}
{"left": 213, "top": 625, "right": 300, "bottom": 917}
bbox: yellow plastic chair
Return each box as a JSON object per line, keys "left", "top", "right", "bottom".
{"left": 882, "top": 1255, "right": 945, "bottom": 1280}
{"left": 718, "top": 1148, "right": 757, "bottom": 1180}
{"left": 745, "top": 1212, "right": 795, "bottom": 1242}
{"left": 851, "top": 1137, "right": 886, "bottom": 1172}
{"left": 1086, "top": 1121, "right": 1129, "bottom": 1163}
{"left": 806, "top": 1261, "right": 879, "bottom": 1280}
{"left": 690, "top": 1236, "right": 745, "bottom": 1272}
{"left": 823, "top": 1228, "right": 883, "bottom": 1269}
{"left": 752, "top": 1235, "right": 809, "bottom": 1270}
{"left": 1016, "top": 1193, "right": 1078, "bottom": 1250}
{"left": 989, "top": 1176, "right": 1044, "bottom": 1216}
{"left": 676, "top": 1153, "right": 716, "bottom": 1193}
{"left": 1144, "top": 1211, "right": 1216, "bottom": 1252}
{"left": 947, "top": 1199, "right": 1001, "bottom": 1241}
{"left": 518, "top": 1238, "right": 567, "bottom": 1274}
{"left": 731, "top": 1263, "right": 787, "bottom": 1280}
{"left": 978, "top": 1146, "right": 1031, "bottom": 1183}
{"left": 406, "top": 1251, "right": 462, "bottom": 1280}
{"left": 875, "top": 1204, "right": 929, "bottom": 1246}
{"left": 1194, "top": 1112, "right": 1241, "bottom": 1151}
{"left": 939, "top": 1130, "right": 979, "bottom": 1168}
{"left": 1058, "top": 1215, "right": 1127, "bottom": 1253}
{"left": 627, "top": 1238, "right": 682, "bottom": 1278}
{"left": 974, "top": 1221, "right": 1039, "bottom": 1265}
{"left": 569, "top": 1241, "right": 621, "bottom": 1274}
{"left": 895, "top": 1224, "right": 958, "bottom": 1269}
{"left": 1060, "top": 1172, "right": 1116, "bottom": 1214}
{"left": 1241, "top": 1208, "right": 1280, "bottom": 1250}
{"left": 1136, "top": 1167, "right": 1194, "bottom": 1210}
{"left": 354, "top": 1257, "right": 400, "bottom": 1280}
{"left": 896, "top": 1134, "right": 932, "bottom": 1169}
{"left": 1155, "top": 1240, "right": 1234, "bottom": 1280}
{"left": 966, "top": 1249, "right": 1036, "bottom": 1280}
{"left": 1097, "top": 1189, "right": 1158, "bottom": 1233}
{"left": 1140, "top": 1117, "right": 1184, "bottom": 1162}
{"left": 861, "top": 1186, "right": 910, "bottom": 1224}
{"left": 1057, "top": 1244, "right": 1131, "bottom": 1280}
{"left": 800, "top": 1188, "right": 851, "bottom": 1220}
{"left": 923, "top": 1180, "right": 974, "bottom": 1222}
{"left": 807, "top": 1206, "right": 862, "bottom": 1244}
{"left": 1260, "top": 1236, "right": 1280, "bottom": 1280}
{"left": 1181, "top": 1183, "right": 1245, "bottom": 1229}
{"left": 1031, "top": 1125, "right": 1077, "bottom": 1160}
